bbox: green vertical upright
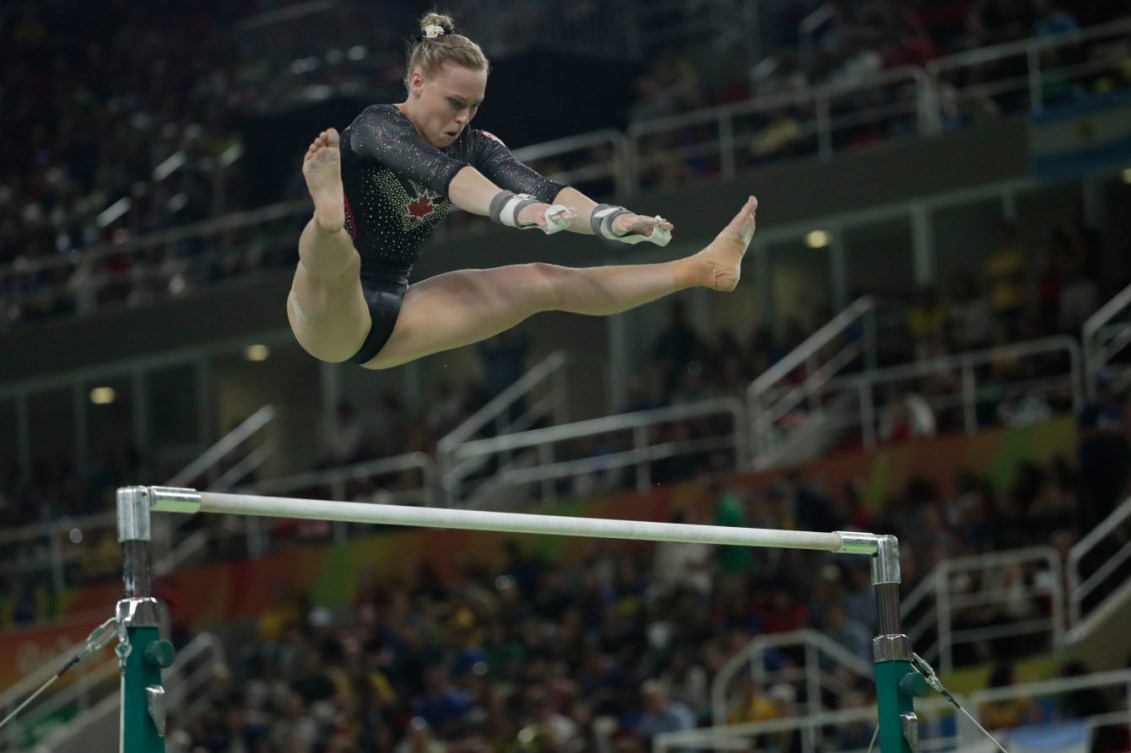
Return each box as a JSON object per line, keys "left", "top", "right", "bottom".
{"left": 863, "top": 534, "right": 922, "bottom": 753}
{"left": 117, "top": 487, "right": 175, "bottom": 753}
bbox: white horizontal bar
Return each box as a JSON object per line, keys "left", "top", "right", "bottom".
{"left": 152, "top": 489, "right": 863, "bottom": 553}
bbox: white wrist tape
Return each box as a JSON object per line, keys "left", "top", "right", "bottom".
{"left": 489, "top": 191, "right": 536, "bottom": 227}
{"left": 489, "top": 191, "right": 573, "bottom": 235}
{"left": 590, "top": 204, "right": 672, "bottom": 247}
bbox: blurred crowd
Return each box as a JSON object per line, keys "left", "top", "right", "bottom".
{"left": 157, "top": 455, "right": 1130, "bottom": 753}
{"left": 4, "top": 0, "right": 1131, "bottom": 328}
{"left": 1, "top": 197, "right": 1128, "bottom": 609}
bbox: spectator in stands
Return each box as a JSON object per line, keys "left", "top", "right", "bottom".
{"left": 948, "top": 273, "right": 993, "bottom": 350}
{"left": 634, "top": 679, "right": 695, "bottom": 746}
{"left": 315, "top": 399, "right": 369, "bottom": 469}
{"left": 750, "top": 108, "right": 805, "bottom": 163}
{"left": 986, "top": 223, "right": 1028, "bottom": 333}
{"left": 712, "top": 484, "right": 754, "bottom": 599}
{"left": 878, "top": 384, "right": 937, "bottom": 443}
{"left": 394, "top": 717, "right": 446, "bottom": 753}
{"left": 726, "top": 675, "right": 778, "bottom": 725}
{"left": 1077, "top": 371, "right": 1130, "bottom": 527}
{"left": 821, "top": 602, "right": 873, "bottom": 665}
{"left": 659, "top": 648, "right": 710, "bottom": 723}
{"left": 651, "top": 299, "right": 704, "bottom": 403}
{"left": 653, "top": 509, "right": 714, "bottom": 599}
{"left": 1032, "top": 0, "right": 1080, "bottom": 38}
{"left": 1058, "top": 234, "right": 1102, "bottom": 335}
{"left": 906, "top": 285, "right": 949, "bottom": 347}
{"left": 978, "top": 662, "right": 1041, "bottom": 731}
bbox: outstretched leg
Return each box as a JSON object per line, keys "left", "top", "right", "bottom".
{"left": 287, "top": 128, "right": 372, "bottom": 363}
{"left": 363, "top": 197, "right": 757, "bottom": 369}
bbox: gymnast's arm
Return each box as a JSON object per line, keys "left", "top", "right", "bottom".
{"left": 471, "top": 131, "right": 673, "bottom": 244}
{"left": 345, "top": 106, "right": 561, "bottom": 228}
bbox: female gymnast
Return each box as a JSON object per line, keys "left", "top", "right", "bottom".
{"left": 287, "top": 11, "right": 758, "bottom": 370}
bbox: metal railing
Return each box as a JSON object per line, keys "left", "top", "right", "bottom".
{"left": 661, "top": 668, "right": 1131, "bottom": 753}
{"left": 216, "top": 452, "right": 438, "bottom": 558}
{"left": 5, "top": 20, "right": 1131, "bottom": 330}
{"left": 0, "top": 632, "right": 224, "bottom": 753}
{"left": 1082, "top": 282, "right": 1131, "bottom": 399}
{"left": 747, "top": 297, "right": 877, "bottom": 466}
{"left": 900, "top": 546, "right": 1065, "bottom": 676}
{"left": 440, "top": 397, "right": 747, "bottom": 507}
{"left": 821, "top": 335, "right": 1083, "bottom": 450}
{"left": 710, "top": 629, "right": 874, "bottom": 726}
{"left": 0, "top": 407, "right": 279, "bottom": 603}
{"left": 1067, "top": 496, "right": 1131, "bottom": 636}
{"left": 628, "top": 65, "right": 931, "bottom": 191}
{"left": 437, "top": 350, "right": 611, "bottom": 505}
{"left": 926, "top": 17, "right": 1131, "bottom": 118}
{"left": 659, "top": 697, "right": 960, "bottom": 753}
{"left": 961, "top": 668, "right": 1131, "bottom": 747}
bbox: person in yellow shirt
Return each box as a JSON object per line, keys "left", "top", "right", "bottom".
{"left": 906, "top": 286, "right": 949, "bottom": 343}
{"left": 985, "top": 223, "right": 1028, "bottom": 330}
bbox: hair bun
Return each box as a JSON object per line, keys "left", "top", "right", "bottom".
{"left": 419, "top": 11, "right": 455, "bottom": 35}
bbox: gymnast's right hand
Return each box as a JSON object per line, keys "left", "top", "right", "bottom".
{"left": 517, "top": 202, "right": 577, "bottom": 235}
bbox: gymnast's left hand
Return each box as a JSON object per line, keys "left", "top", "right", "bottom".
{"left": 612, "top": 213, "right": 674, "bottom": 239}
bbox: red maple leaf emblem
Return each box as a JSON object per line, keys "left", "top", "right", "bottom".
{"left": 408, "top": 194, "right": 434, "bottom": 219}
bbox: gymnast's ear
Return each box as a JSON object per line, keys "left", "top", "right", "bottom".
{"left": 407, "top": 67, "right": 426, "bottom": 97}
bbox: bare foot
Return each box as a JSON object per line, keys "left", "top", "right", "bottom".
{"left": 679, "top": 197, "right": 757, "bottom": 291}
{"left": 302, "top": 128, "right": 345, "bottom": 233}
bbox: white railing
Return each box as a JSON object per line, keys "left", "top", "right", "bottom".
{"left": 0, "top": 134, "right": 624, "bottom": 331}
{"left": 900, "top": 546, "right": 1064, "bottom": 676}
{"left": 512, "top": 130, "right": 630, "bottom": 198}
{"left": 0, "top": 331, "right": 1090, "bottom": 593}
{"left": 4, "top": 20, "right": 1130, "bottom": 329}
{"left": 14, "top": 633, "right": 226, "bottom": 753}
{"left": 213, "top": 452, "right": 437, "bottom": 557}
{"left": 628, "top": 65, "right": 931, "bottom": 190}
{"left": 437, "top": 350, "right": 611, "bottom": 505}
{"left": 1067, "top": 496, "right": 1131, "bottom": 636}
{"left": 961, "top": 668, "right": 1131, "bottom": 748}
{"left": 661, "top": 668, "right": 1131, "bottom": 753}
{"left": 1082, "top": 282, "right": 1131, "bottom": 399}
{"left": 710, "top": 629, "right": 874, "bottom": 726}
{"left": 439, "top": 351, "right": 573, "bottom": 454}
{"left": 747, "top": 297, "right": 877, "bottom": 465}
{"left": 440, "top": 397, "right": 747, "bottom": 506}
{"left": 0, "top": 406, "right": 279, "bottom": 600}
{"left": 926, "top": 17, "right": 1131, "bottom": 116}
{"left": 822, "top": 336, "right": 1083, "bottom": 450}
{"left": 659, "top": 697, "right": 960, "bottom": 753}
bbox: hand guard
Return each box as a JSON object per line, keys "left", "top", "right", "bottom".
{"left": 489, "top": 191, "right": 573, "bottom": 235}
{"left": 590, "top": 204, "right": 672, "bottom": 247}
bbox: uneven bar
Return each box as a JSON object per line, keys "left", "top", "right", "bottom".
{"left": 142, "top": 487, "right": 878, "bottom": 554}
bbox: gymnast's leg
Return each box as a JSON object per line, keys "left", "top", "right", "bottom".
{"left": 362, "top": 197, "right": 757, "bottom": 370}
{"left": 286, "top": 128, "right": 372, "bottom": 363}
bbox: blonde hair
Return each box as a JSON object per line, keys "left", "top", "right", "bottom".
{"left": 404, "top": 11, "right": 489, "bottom": 89}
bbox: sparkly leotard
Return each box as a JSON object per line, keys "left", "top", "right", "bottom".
{"left": 338, "top": 104, "right": 565, "bottom": 364}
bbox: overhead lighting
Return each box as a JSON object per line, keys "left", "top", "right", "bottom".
{"left": 89, "top": 387, "right": 116, "bottom": 405}
{"left": 805, "top": 230, "right": 831, "bottom": 249}
{"left": 244, "top": 344, "right": 270, "bottom": 362}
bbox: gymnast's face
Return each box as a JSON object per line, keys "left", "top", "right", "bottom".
{"left": 405, "top": 62, "right": 487, "bottom": 148}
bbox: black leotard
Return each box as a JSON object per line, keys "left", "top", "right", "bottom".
{"left": 338, "top": 104, "right": 565, "bottom": 364}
